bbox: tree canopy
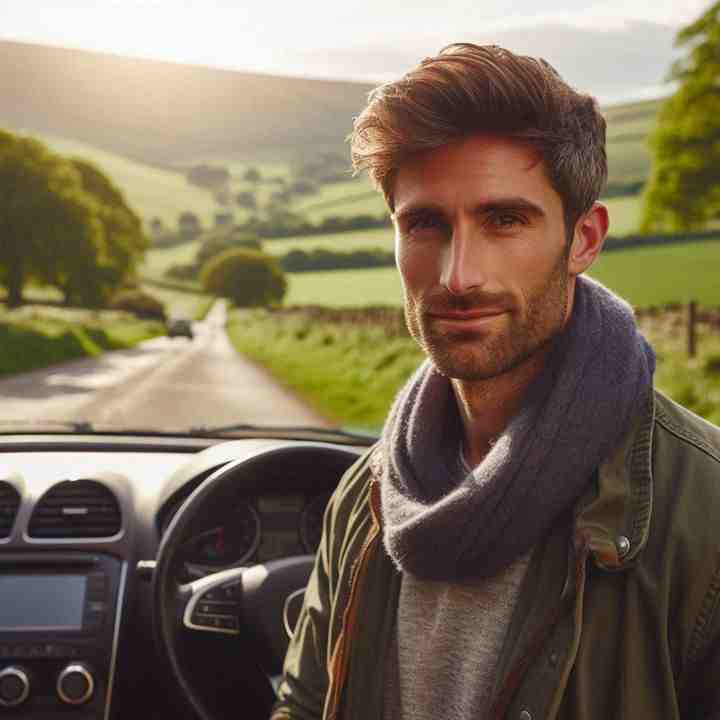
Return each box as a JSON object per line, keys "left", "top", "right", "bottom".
{"left": 641, "top": 2, "right": 720, "bottom": 231}
{"left": 201, "top": 248, "right": 287, "bottom": 307}
{"left": 0, "top": 130, "right": 148, "bottom": 306}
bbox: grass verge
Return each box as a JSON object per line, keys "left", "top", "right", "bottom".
{"left": 226, "top": 308, "right": 423, "bottom": 431}
{"left": 0, "top": 306, "right": 164, "bottom": 378}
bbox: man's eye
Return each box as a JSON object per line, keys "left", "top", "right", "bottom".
{"left": 406, "top": 215, "right": 446, "bottom": 233}
{"left": 490, "top": 212, "right": 525, "bottom": 229}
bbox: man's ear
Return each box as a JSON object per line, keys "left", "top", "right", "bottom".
{"left": 568, "top": 202, "right": 609, "bottom": 276}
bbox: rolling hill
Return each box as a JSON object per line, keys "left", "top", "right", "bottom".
{"left": 0, "top": 39, "right": 372, "bottom": 167}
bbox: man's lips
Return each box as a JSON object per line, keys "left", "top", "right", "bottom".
{"left": 426, "top": 308, "right": 508, "bottom": 320}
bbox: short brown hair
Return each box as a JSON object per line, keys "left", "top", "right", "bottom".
{"left": 350, "top": 43, "right": 607, "bottom": 240}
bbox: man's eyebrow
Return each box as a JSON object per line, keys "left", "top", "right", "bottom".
{"left": 392, "top": 204, "right": 447, "bottom": 223}
{"left": 476, "top": 197, "right": 546, "bottom": 218}
{"left": 393, "top": 197, "right": 546, "bottom": 222}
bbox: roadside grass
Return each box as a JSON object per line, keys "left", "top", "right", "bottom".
{"left": 227, "top": 305, "right": 720, "bottom": 431}
{"left": 0, "top": 305, "right": 164, "bottom": 378}
{"left": 638, "top": 311, "right": 720, "bottom": 426}
{"left": 226, "top": 308, "right": 423, "bottom": 430}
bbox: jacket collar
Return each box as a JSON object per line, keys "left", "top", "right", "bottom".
{"left": 574, "top": 390, "right": 655, "bottom": 570}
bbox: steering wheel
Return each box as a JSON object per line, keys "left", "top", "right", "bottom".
{"left": 152, "top": 444, "right": 359, "bottom": 720}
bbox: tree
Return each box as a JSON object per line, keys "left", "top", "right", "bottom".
{"left": 641, "top": 2, "right": 720, "bottom": 231}
{"left": 201, "top": 248, "right": 287, "bottom": 307}
{"left": 0, "top": 131, "right": 102, "bottom": 306}
{"left": 69, "top": 158, "right": 149, "bottom": 300}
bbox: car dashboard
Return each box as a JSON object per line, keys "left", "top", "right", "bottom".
{"left": 0, "top": 432, "right": 367, "bottom": 720}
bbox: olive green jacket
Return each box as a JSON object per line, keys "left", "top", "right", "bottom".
{"left": 272, "top": 391, "right": 720, "bottom": 719}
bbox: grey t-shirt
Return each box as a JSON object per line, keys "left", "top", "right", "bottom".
{"left": 382, "top": 448, "right": 531, "bottom": 719}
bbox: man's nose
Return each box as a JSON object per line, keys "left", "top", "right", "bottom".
{"left": 440, "top": 225, "right": 489, "bottom": 295}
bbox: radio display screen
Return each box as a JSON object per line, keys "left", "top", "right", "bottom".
{"left": 0, "top": 575, "right": 87, "bottom": 630}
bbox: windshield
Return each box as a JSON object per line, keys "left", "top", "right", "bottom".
{"left": 1, "top": 1, "right": 718, "bottom": 436}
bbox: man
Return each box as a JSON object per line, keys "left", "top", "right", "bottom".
{"left": 271, "top": 44, "right": 720, "bottom": 719}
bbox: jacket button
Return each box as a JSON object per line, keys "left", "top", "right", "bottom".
{"left": 617, "top": 535, "right": 631, "bottom": 557}
{"left": 519, "top": 710, "right": 532, "bottom": 720}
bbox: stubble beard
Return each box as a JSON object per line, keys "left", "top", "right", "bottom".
{"left": 404, "top": 251, "right": 571, "bottom": 381}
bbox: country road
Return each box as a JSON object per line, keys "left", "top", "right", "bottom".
{"left": 0, "top": 300, "right": 331, "bottom": 432}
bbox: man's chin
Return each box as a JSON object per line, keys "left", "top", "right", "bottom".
{"left": 426, "top": 346, "right": 506, "bottom": 381}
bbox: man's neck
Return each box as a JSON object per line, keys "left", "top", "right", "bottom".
{"left": 452, "top": 346, "right": 552, "bottom": 467}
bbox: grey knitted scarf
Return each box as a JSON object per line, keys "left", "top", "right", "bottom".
{"left": 379, "top": 276, "right": 656, "bottom": 581}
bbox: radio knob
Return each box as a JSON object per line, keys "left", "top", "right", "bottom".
{"left": 57, "top": 663, "right": 94, "bottom": 706}
{"left": 0, "top": 666, "right": 30, "bottom": 707}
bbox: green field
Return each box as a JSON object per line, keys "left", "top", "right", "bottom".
{"left": 286, "top": 267, "right": 402, "bottom": 306}
{"left": 282, "top": 239, "right": 720, "bottom": 308}
{"left": 289, "top": 178, "right": 387, "bottom": 222}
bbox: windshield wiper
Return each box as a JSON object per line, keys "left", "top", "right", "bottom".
{"left": 187, "top": 423, "right": 378, "bottom": 444}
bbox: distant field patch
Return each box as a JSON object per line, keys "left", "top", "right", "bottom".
{"left": 286, "top": 267, "right": 402, "bottom": 307}
{"left": 290, "top": 178, "right": 387, "bottom": 222}
{"left": 590, "top": 240, "right": 720, "bottom": 307}
{"left": 603, "top": 195, "right": 642, "bottom": 235}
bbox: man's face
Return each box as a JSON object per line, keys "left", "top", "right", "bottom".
{"left": 393, "top": 134, "right": 575, "bottom": 381}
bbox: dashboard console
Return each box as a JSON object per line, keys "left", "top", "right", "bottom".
{"left": 0, "top": 551, "right": 124, "bottom": 718}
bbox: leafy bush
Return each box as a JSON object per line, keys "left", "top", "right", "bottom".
{"left": 201, "top": 249, "right": 287, "bottom": 307}
{"left": 108, "top": 289, "right": 166, "bottom": 320}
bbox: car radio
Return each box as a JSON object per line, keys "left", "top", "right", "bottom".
{"left": 0, "top": 552, "right": 124, "bottom": 718}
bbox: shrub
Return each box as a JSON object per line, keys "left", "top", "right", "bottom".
{"left": 201, "top": 249, "right": 287, "bottom": 307}
{"left": 108, "top": 289, "right": 166, "bottom": 320}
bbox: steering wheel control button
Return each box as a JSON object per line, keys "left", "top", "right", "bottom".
{"left": 217, "top": 616, "right": 238, "bottom": 630}
{"left": 198, "top": 601, "right": 237, "bottom": 615}
{"left": 57, "top": 664, "right": 95, "bottom": 706}
{"left": 0, "top": 667, "right": 30, "bottom": 707}
{"left": 202, "top": 583, "right": 240, "bottom": 602}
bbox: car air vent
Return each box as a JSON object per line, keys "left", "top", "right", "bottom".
{"left": 0, "top": 481, "right": 21, "bottom": 538}
{"left": 28, "top": 479, "right": 122, "bottom": 539}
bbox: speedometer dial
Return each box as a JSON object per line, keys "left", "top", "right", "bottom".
{"left": 183, "top": 501, "right": 260, "bottom": 567}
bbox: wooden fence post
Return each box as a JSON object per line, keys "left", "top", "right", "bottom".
{"left": 687, "top": 300, "right": 697, "bottom": 358}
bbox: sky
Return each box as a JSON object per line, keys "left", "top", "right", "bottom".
{"left": 0, "top": 0, "right": 712, "bottom": 104}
